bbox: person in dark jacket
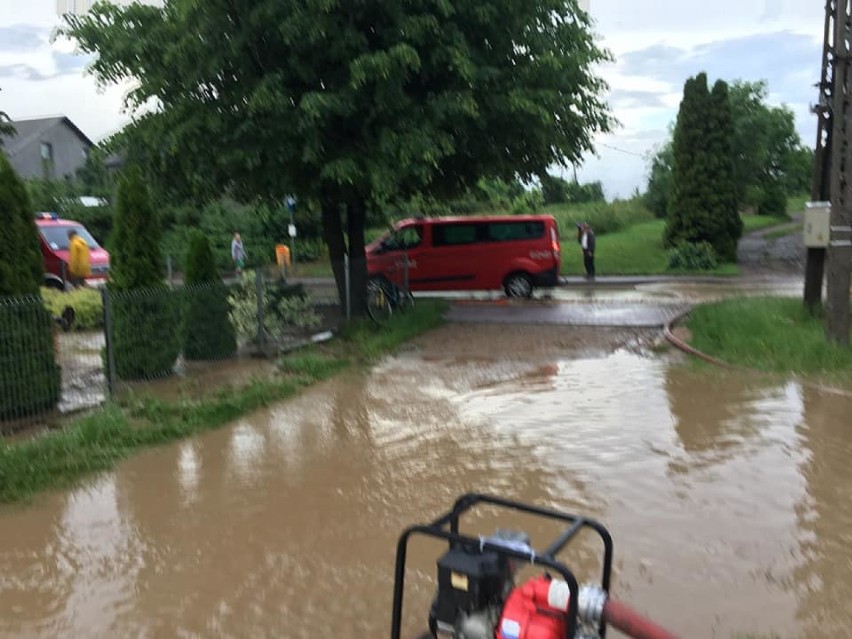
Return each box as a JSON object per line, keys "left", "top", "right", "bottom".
{"left": 578, "top": 222, "right": 596, "bottom": 280}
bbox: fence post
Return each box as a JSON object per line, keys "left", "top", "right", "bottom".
{"left": 256, "top": 269, "right": 266, "bottom": 353}
{"left": 101, "top": 287, "right": 117, "bottom": 398}
{"left": 166, "top": 255, "right": 174, "bottom": 288}
{"left": 344, "top": 254, "right": 351, "bottom": 322}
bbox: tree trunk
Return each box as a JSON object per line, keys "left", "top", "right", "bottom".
{"left": 347, "top": 199, "right": 368, "bottom": 317}
{"left": 321, "top": 198, "right": 348, "bottom": 314}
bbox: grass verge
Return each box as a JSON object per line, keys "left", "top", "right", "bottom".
{"left": 686, "top": 297, "right": 852, "bottom": 380}
{"left": 562, "top": 219, "right": 742, "bottom": 276}
{"left": 0, "top": 301, "right": 447, "bottom": 504}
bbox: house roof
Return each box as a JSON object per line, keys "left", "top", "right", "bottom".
{"left": 2, "top": 116, "right": 95, "bottom": 158}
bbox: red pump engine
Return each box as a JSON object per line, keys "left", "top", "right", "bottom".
{"left": 497, "top": 575, "right": 570, "bottom": 639}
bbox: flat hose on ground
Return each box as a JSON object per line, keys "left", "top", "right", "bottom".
{"left": 603, "top": 598, "right": 680, "bottom": 639}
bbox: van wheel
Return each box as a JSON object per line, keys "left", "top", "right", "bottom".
{"left": 504, "top": 272, "right": 533, "bottom": 299}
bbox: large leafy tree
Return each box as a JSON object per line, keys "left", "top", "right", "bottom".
{"left": 62, "top": 0, "right": 612, "bottom": 312}
{"left": 665, "top": 73, "right": 741, "bottom": 261}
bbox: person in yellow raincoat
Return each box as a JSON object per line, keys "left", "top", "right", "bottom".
{"left": 67, "top": 229, "right": 90, "bottom": 287}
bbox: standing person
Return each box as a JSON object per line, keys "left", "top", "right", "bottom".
{"left": 579, "top": 222, "right": 596, "bottom": 280}
{"left": 67, "top": 229, "right": 90, "bottom": 288}
{"left": 231, "top": 232, "right": 246, "bottom": 276}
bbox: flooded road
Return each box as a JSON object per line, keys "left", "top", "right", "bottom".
{"left": 1, "top": 323, "right": 851, "bottom": 638}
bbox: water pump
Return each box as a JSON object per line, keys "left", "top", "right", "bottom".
{"left": 390, "top": 493, "right": 678, "bottom": 639}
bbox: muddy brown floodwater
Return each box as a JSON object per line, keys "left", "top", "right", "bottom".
{"left": 1, "top": 323, "right": 852, "bottom": 638}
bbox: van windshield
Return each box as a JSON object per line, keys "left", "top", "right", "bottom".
{"left": 39, "top": 225, "right": 101, "bottom": 251}
{"left": 381, "top": 225, "right": 422, "bottom": 251}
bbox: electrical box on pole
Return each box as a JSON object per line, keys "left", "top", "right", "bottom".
{"left": 804, "top": 202, "right": 831, "bottom": 247}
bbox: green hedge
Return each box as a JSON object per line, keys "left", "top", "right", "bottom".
{"left": 0, "top": 298, "right": 61, "bottom": 420}
{"left": 110, "top": 287, "right": 181, "bottom": 380}
{"left": 183, "top": 283, "right": 237, "bottom": 360}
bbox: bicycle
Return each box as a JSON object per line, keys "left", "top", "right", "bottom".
{"left": 367, "top": 277, "right": 414, "bottom": 325}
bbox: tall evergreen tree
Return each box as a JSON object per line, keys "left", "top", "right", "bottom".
{"left": 0, "top": 155, "right": 60, "bottom": 419}
{"left": 182, "top": 233, "right": 236, "bottom": 360}
{"left": 109, "top": 168, "right": 180, "bottom": 379}
{"left": 706, "top": 79, "right": 742, "bottom": 260}
{"left": 665, "top": 73, "right": 742, "bottom": 261}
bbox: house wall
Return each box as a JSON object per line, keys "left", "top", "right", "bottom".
{"left": 8, "top": 124, "right": 91, "bottom": 180}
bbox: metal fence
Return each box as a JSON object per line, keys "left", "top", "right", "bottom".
{"left": 0, "top": 266, "right": 353, "bottom": 433}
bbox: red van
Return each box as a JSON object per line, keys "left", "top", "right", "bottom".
{"left": 35, "top": 213, "right": 110, "bottom": 289}
{"left": 366, "top": 215, "right": 561, "bottom": 298}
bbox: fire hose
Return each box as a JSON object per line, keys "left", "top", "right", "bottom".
{"left": 580, "top": 584, "right": 679, "bottom": 639}
{"left": 601, "top": 598, "right": 678, "bottom": 639}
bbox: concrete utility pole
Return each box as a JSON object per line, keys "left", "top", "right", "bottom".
{"left": 804, "top": 0, "right": 835, "bottom": 311}
{"left": 826, "top": 0, "right": 852, "bottom": 345}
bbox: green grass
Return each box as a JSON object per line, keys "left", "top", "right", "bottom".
{"left": 0, "top": 301, "right": 447, "bottom": 504}
{"left": 687, "top": 297, "right": 852, "bottom": 378}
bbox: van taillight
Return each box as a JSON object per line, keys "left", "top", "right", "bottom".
{"left": 550, "top": 228, "right": 560, "bottom": 256}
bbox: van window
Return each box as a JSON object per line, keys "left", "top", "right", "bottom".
{"left": 487, "top": 221, "right": 545, "bottom": 242}
{"left": 432, "top": 223, "right": 479, "bottom": 246}
{"left": 39, "top": 225, "right": 101, "bottom": 250}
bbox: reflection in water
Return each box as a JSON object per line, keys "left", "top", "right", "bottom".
{"left": 0, "top": 324, "right": 849, "bottom": 639}
{"left": 794, "top": 386, "right": 852, "bottom": 637}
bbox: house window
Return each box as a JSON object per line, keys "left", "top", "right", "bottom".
{"left": 40, "top": 142, "right": 53, "bottom": 161}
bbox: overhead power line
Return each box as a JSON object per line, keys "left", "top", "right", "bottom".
{"left": 596, "top": 142, "right": 647, "bottom": 158}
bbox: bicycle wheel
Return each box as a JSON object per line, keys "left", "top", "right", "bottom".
{"left": 367, "top": 281, "right": 393, "bottom": 324}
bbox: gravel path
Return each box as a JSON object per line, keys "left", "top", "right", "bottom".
{"left": 737, "top": 213, "right": 805, "bottom": 276}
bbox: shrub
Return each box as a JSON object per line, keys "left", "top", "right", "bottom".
{"left": 228, "top": 271, "right": 320, "bottom": 343}
{"left": 510, "top": 188, "right": 544, "bottom": 214}
{"left": 0, "top": 156, "right": 43, "bottom": 295}
{"left": 667, "top": 241, "right": 719, "bottom": 271}
{"left": 0, "top": 157, "right": 60, "bottom": 420}
{"left": 110, "top": 287, "right": 181, "bottom": 379}
{"left": 182, "top": 234, "right": 236, "bottom": 360}
{"left": 549, "top": 199, "right": 653, "bottom": 238}
{"left": 0, "top": 298, "right": 61, "bottom": 420}
{"left": 109, "top": 169, "right": 179, "bottom": 380}
{"left": 41, "top": 287, "right": 103, "bottom": 330}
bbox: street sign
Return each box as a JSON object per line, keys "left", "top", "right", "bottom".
{"left": 288, "top": 224, "right": 297, "bottom": 238}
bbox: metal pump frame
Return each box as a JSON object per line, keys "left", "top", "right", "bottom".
{"left": 390, "top": 493, "right": 614, "bottom": 639}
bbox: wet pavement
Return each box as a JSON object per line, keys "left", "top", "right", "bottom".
{"left": 447, "top": 300, "right": 690, "bottom": 327}
{"left": 2, "top": 322, "right": 851, "bottom": 638}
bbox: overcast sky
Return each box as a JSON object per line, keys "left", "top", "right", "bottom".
{"left": 0, "top": 0, "right": 825, "bottom": 198}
